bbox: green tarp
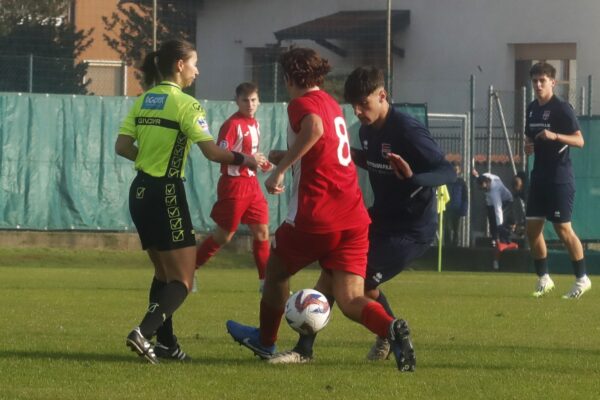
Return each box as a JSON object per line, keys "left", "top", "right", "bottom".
{"left": 0, "top": 92, "right": 428, "bottom": 233}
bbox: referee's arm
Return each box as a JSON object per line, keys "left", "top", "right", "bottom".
{"left": 115, "top": 135, "right": 138, "bottom": 161}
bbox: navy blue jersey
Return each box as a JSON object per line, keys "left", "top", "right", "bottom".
{"left": 525, "top": 96, "right": 580, "bottom": 184}
{"left": 358, "top": 107, "right": 455, "bottom": 240}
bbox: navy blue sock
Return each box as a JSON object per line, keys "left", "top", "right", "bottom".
{"left": 534, "top": 258, "right": 548, "bottom": 277}
{"left": 149, "top": 277, "right": 175, "bottom": 347}
{"left": 376, "top": 290, "right": 395, "bottom": 319}
{"left": 293, "top": 294, "right": 335, "bottom": 357}
{"left": 572, "top": 258, "right": 587, "bottom": 279}
{"left": 139, "top": 280, "right": 188, "bottom": 339}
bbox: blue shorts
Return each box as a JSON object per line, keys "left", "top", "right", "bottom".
{"left": 364, "top": 230, "right": 432, "bottom": 290}
{"left": 526, "top": 181, "right": 574, "bottom": 223}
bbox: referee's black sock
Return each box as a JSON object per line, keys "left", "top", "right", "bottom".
{"left": 139, "top": 280, "right": 188, "bottom": 339}
{"left": 534, "top": 258, "right": 549, "bottom": 277}
{"left": 376, "top": 290, "right": 395, "bottom": 319}
{"left": 293, "top": 294, "right": 335, "bottom": 357}
{"left": 149, "top": 277, "right": 176, "bottom": 347}
{"left": 572, "top": 258, "right": 587, "bottom": 279}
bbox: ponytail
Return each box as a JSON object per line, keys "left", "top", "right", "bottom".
{"left": 141, "top": 50, "right": 161, "bottom": 88}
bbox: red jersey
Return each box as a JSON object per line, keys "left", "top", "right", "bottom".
{"left": 217, "top": 112, "right": 260, "bottom": 177}
{"left": 285, "top": 90, "right": 371, "bottom": 233}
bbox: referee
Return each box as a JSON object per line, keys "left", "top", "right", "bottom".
{"left": 115, "top": 40, "right": 261, "bottom": 363}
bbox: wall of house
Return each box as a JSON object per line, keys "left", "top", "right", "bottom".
{"left": 195, "top": 0, "right": 600, "bottom": 114}
{"left": 74, "top": 0, "right": 143, "bottom": 96}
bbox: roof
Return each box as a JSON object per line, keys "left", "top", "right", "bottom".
{"left": 273, "top": 10, "right": 410, "bottom": 57}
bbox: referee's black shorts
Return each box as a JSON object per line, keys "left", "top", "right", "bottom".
{"left": 129, "top": 171, "right": 196, "bottom": 251}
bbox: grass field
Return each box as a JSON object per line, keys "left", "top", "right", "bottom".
{"left": 0, "top": 247, "right": 598, "bottom": 400}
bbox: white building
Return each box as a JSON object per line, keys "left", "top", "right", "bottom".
{"left": 195, "top": 0, "right": 600, "bottom": 115}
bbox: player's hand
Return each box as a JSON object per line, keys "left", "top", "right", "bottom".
{"left": 471, "top": 167, "right": 479, "bottom": 178}
{"left": 525, "top": 137, "right": 534, "bottom": 155}
{"left": 265, "top": 170, "right": 285, "bottom": 195}
{"left": 535, "top": 129, "right": 558, "bottom": 141}
{"left": 259, "top": 160, "right": 274, "bottom": 172}
{"left": 253, "top": 152, "right": 268, "bottom": 169}
{"left": 387, "top": 152, "right": 413, "bottom": 179}
{"left": 268, "top": 150, "right": 286, "bottom": 165}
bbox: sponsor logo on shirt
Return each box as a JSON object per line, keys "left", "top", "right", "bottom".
{"left": 543, "top": 110, "right": 551, "bottom": 120}
{"left": 141, "top": 93, "right": 168, "bottom": 110}
{"left": 197, "top": 117, "right": 210, "bottom": 133}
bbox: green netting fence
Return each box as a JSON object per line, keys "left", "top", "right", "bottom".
{"left": 0, "top": 93, "right": 426, "bottom": 233}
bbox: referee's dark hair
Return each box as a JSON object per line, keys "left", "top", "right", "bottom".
{"left": 141, "top": 40, "right": 196, "bottom": 87}
{"left": 344, "top": 67, "right": 385, "bottom": 105}
{"left": 529, "top": 61, "right": 556, "bottom": 79}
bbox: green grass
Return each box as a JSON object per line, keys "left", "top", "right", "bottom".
{"left": 0, "top": 247, "right": 598, "bottom": 399}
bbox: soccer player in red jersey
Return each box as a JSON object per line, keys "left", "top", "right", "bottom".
{"left": 226, "top": 48, "right": 416, "bottom": 372}
{"left": 195, "top": 83, "right": 271, "bottom": 291}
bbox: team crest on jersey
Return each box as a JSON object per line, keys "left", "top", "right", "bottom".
{"left": 142, "top": 94, "right": 167, "bottom": 110}
{"left": 543, "top": 110, "right": 551, "bottom": 120}
{"left": 362, "top": 140, "right": 368, "bottom": 150}
{"left": 381, "top": 143, "right": 391, "bottom": 158}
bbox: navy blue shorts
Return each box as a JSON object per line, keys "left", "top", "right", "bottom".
{"left": 364, "top": 230, "right": 432, "bottom": 290}
{"left": 526, "top": 181, "right": 574, "bottom": 223}
{"left": 129, "top": 171, "right": 196, "bottom": 251}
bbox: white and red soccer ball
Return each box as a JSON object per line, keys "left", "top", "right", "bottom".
{"left": 285, "top": 289, "right": 331, "bottom": 335}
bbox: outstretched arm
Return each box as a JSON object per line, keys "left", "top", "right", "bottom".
{"left": 265, "top": 114, "right": 323, "bottom": 194}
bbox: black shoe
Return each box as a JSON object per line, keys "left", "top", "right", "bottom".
{"left": 154, "top": 337, "right": 191, "bottom": 362}
{"left": 388, "top": 319, "right": 416, "bottom": 372}
{"left": 126, "top": 328, "right": 159, "bottom": 364}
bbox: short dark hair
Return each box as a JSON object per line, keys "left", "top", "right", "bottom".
{"left": 235, "top": 82, "right": 258, "bottom": 98}
{"left": 279, "top": 47, "right": 331, "bottom": 89}
{"left": 344, "top": 67, "right": 385, "bottom": 104}
{"left": 529, "top": 62, "right": 556, "bottom": 78}
{"left": 477, "top": 175, "right": 491, "bottom": 186}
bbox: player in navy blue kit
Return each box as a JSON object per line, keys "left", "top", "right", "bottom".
{"left": 267, "top": 67, "right": 456, "bottom": 364}
{"left": 525, "top": 62, "right": 591, "bottom": 299}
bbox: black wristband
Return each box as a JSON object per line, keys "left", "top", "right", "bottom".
{"left": 231, "top": 151, "right": 245, "bottom": 166}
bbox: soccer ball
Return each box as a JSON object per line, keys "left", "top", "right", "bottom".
{"left": 285, "top": 289, "right": 331, "bottom": 335}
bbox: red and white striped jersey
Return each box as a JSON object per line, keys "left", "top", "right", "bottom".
{"left": 217, "top": 111, "right": 260, "bottom": 177}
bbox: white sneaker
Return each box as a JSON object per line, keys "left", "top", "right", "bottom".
{"left": 532, "top": 274, "right": 555, "bottom": 298}
{"left": 366, "top": 336, "right": 391, "bottom": 361}
{"left": 266, "top": 350, "right": 312, "bottom": 364}
{"left": 562, "top": 275, "right": 592, "bottom": 299}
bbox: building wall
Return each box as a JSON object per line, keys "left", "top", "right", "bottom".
{"left": 195, "top": 0, "right": 600, "bottom": 114}
{"left": 74, "top": 0, "right": 143, "bottom": 96}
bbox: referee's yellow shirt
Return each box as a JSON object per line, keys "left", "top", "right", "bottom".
{"left": 119, "top": 81, "right": 214, "bottom": 178}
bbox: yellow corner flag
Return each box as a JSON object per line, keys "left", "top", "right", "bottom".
{"left": 437, "top": 185, "right": 450, "bottom": 272}
{"left": 437, "top": 184, "right": 450, "bottom": 214}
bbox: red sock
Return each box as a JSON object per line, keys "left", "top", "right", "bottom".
{"left": 259, "top": 299, "right": 284, "bottom": 347}
{"left": 195, "top": 236, "right": 221, "bottom": 267}
{"left": 253, "top": 240, "right": 270, "bottom": 279}
{"left": 360, "top": 301, "right": 394, "bottom": 338}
